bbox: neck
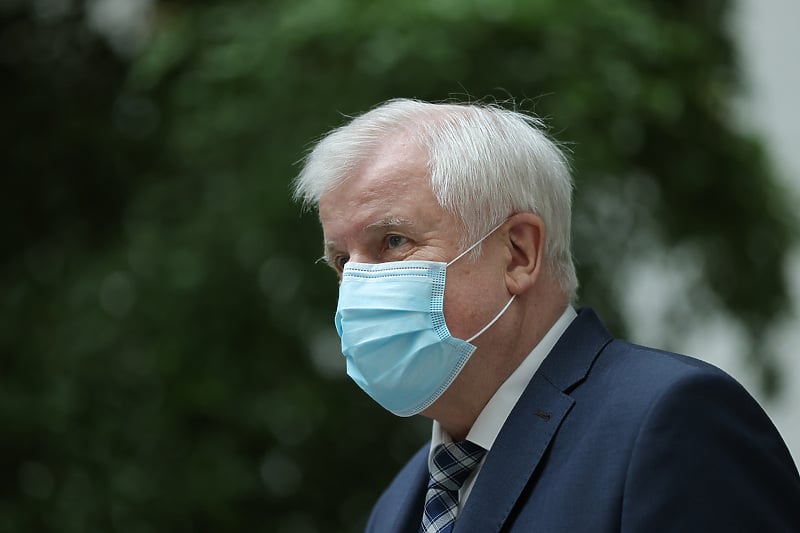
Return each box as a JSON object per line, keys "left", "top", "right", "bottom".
{"left": 424, "top": 295, "right": 569, "bottom": 441}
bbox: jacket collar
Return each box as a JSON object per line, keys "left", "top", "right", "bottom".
{"left": 538, "top": 307, "right": 614, "bottom": 392}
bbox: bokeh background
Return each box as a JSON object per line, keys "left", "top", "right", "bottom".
{"left": 3, "top": 0, "right": 798, "bottom": 531}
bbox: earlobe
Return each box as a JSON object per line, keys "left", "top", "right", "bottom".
{"left": 504, "top": 213, "right": 545, "bottom": 295}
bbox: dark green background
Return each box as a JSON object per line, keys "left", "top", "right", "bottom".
{"left": 2, "top": 0, "right": 796, "bottom": 531}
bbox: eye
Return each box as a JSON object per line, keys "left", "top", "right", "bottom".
{"left": 334, "top": 255, "right": 349, "bottom": 270}
{"left": 386, "top": 235, "right": 408, "bottom": 249}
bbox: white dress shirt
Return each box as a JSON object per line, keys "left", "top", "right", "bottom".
{"left": 428, "top": 305, "right": 578, "bottom": 513}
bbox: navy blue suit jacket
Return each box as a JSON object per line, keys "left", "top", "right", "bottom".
{"left": 366, "top": 308, "right": 800, "bottom": 532}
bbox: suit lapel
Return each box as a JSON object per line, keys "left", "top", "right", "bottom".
{"left": 454, "top": 308, "right": 613, "bottom": 533}
{"left": 380, "top": 445, "right": 430, "bottom": 533}
{"left": 391, "top": 463, "right": 428, "bottom": 533}
{"left": 455, "top": 374, "right": 574, "bottom": 532}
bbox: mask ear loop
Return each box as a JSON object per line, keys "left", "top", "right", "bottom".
{"left": 447, "top": 220, "right": 507, "bottom": 267}
{"left": 465, "top": 294, "right": 516, "bottom": 343}
{"left": 447, "top": 219, "right": 516, "bottom": 343}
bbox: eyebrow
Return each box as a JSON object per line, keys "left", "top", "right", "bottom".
{"left": 364, "top": 216, "right": 415, "bottom": 232}
{"left": 321, "top": 216, "right": 416, "bottom": 267}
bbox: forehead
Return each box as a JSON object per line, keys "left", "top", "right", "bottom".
{"left": 318, "top": 136, "right": 450, "bottom": 241}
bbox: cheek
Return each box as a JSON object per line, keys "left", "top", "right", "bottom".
{"left": 443, "top": 298, "right": 475, "bottom": 339}
{"left": 443, "top": 273, "right": 504, "bottom": 339}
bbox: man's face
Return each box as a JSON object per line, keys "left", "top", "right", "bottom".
{"left": 318, "top": 134, "right": 508, "bottom": 344}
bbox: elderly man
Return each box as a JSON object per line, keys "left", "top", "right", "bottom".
{"left": 293, "top": 99, "right": 800, "bottom": 532}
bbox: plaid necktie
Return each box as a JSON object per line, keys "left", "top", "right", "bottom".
{"left": 420, "top": 440, "right": 486, "bottom": 533}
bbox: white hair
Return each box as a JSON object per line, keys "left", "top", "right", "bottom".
{"left": 293, "top": 98, "right": 578, "bottom": 299}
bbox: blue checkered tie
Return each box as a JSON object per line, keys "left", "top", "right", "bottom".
{"left": 420, "top": 440, "right": 486, "bottom": 533}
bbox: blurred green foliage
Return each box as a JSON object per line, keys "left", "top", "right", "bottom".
{"left": 1, "top": 0, "right": 796, "bottom": 531}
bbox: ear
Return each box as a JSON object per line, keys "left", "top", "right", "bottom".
{"left": 503, "top": 213, "right": 545, "bottom": 295}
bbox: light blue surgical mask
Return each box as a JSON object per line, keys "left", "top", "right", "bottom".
{"left": 334, "top": 223, "right": 516, "bottom": 416}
